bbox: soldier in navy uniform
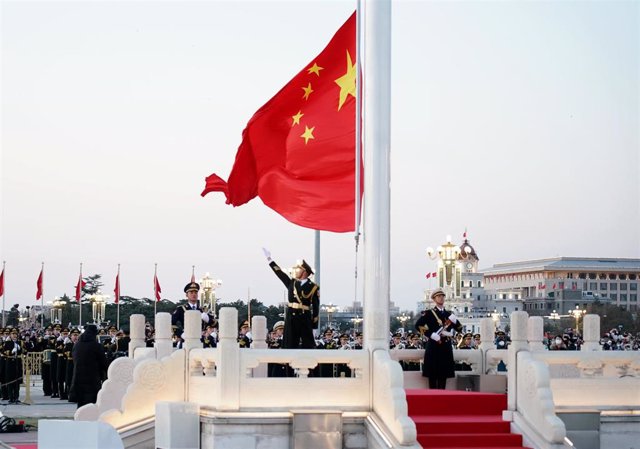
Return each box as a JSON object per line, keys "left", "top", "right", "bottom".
{"left": 414, "top": 288, "right": 463, "bottom": 389}
{"left": 3, "top": 329, "right": 23, "bottom": 403}
{"left": 263, "top": 248, "right": 320, "bottom": 349}
{"left": 65, "top": 328, "right": 80, "bottom": 402}
{"left": 237, "top": 320, "right": 252, "bottom": 348}
{"left": 172, "top": 282, "right": 214, "bottom": 331}
{"left": 56, "top": 327, "right": 70, "bottom": 399}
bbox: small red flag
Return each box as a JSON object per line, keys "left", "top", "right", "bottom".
{"left": 463, "top": 228, "right": 467, "bottom": 239}
{"left": 0, "top": 267, "right": 4, "bottom": 297}
{"left": 36, "top": 268, "right": 43, "bottom": 300}
{"left": 432, "top": 272, "right": 437, "bottom": 278}
{"left": 75, "top": 273, "right": 86, "bottom": 302}
{"left": 154, "top": 274, "right": 162, "bottom": 302}
{"left": 552, "top": 283, "right": 557, "bottom": 289}
{"left": 114, "top": 273, "right": 120, "bottom": 304}
{"left": 425, "top": 273, "right": 431, "bottom": 279}
{"left": 202, "top": 12, "right": 359, "bottom": 233}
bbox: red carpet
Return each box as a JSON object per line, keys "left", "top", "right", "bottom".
{"left": 11, "top": 445, "right": 37, "bottom": 449}
{"left": 406, "top": 389, "right": 531, "bottom": 449}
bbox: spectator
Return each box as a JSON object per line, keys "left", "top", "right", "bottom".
{"left": 70, "top": 324, "right": 108, "bottom": 408}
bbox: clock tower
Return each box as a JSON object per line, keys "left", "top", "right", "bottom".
{"left": 459, "top": 238, "right": 479, "bottom": 273}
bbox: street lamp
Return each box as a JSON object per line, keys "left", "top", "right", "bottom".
{"left": 350, "top": 316, "right": 363, "bottom": 332}
{"left": 51, "top": 297, "right": 66, "bottom": 324}
{"left": 569, "top": 306, "right": 586, "bottom": 332}
{"left": 489, "top": 309, "right": 501, "bottom": 329}
{"left": 426, "top": 235, "right": 470, "bottom": 297}
{"left": 322, "top": 303, "right": 338, "bottom": 329}
{"left": 200, "top": 273, "right": 222, "bottom": 318}
{"left": 87, "top": 291, "right": 109, "bottom": 325}
{"left": 397, "top": 313, "right": 410, "bottom": 331}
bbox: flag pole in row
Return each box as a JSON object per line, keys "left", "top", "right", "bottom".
{"left": 1, "top": 261, "right": 6, "bottom": 327}
{"left": 36, "top": 262, "right": 44, "bottom": 328}
{"left": 115, "top": 264, "right": 121, "bottom": 330}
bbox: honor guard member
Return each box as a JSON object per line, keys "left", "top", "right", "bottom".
{"left": 172, "top": 282, "right": 213, "bottom": 331}
{"left": 237, "top": 320, "right": 252, "bottom": 348}
{"left": 414, "top": 288, "right": 463, "bottom": 389}
{"left": 3, "top": 329, "right": 24, "bottom": 403}
{"left": 65, "top": 328, "right": 80, "bottom": 402}
{"left": 267, "top": 321, "right": 292, "bottom": 377}
{"left": 41, "top": 326, "right": 55, "bottom": 396}
{"left": 0, "top": 328, "right": 7, "bottom": 401}
{"left": 50, "top": 324, "right": 62, "bottom": 398}
{"left": 56, "top": 327, "right": 70, "bottom": 400}
{"left": 202, "top": 324, "right": 217, "bottom": 348}
{"left": 263, "top": 248, "right": 320, "bottom": 349}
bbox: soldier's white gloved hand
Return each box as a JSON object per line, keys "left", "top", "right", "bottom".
{"left": 201, "top": 312, "right": 210, "bottom": 323}
{"left": 262, "top": 247, "right": 272, "bottom": 261}
{"left": 430, "top": 333, "right": 441, "bottom": 342}
{"left": 440, "top": 330, "right": 453, "bottom": 337}
{"left": 448, "top": 314, "right": 458, "bottom": 324}
{"left": 12, "top": 346, "right": 18, "bottom": 354}
{"left": 64, "top": 337, "right": 71, "bottom": 344}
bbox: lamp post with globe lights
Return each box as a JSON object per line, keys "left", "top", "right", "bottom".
{"left": 322, "top": 303, "right": 338, "bottom": 330}
{"left": 87, "top": 291, "right": 109, "bottom": 325}
{"left": 426, "top": 235, "right": 471, "bottom": 299}
{"left": 350, "top": 316, "right": 363, "bottom": 333}
{"left": 569, "top": 305, "right": 586, "bottom": 333}
{"left": 200, "top": 273, "right": 223, "bottom": 318}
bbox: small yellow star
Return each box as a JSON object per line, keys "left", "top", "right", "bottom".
{"left": 300, "top": 125, "right": 315, "bottom": 144}
{"left": 291, "top": 110, "right": 304, "bottom": 126}
{"left": 334, "top": 49, "right": 356, "bottom": 110}
{"left": 302, "top": 83, "right": 314, "bottom": 100}
{"left": 307, "top": 62, "right": 324, "bottom": 76}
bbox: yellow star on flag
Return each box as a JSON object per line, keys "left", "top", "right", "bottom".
{"left": 307, "top": 62, "right": 324, "bottom": 76}
{"left": 300, "top": 125, "right": 315, "bottom": 144}
{"left": 334, "top": 50, "right": 356, "bottom": 111}
{"left": 291, "top": 110, "right": 304, "bottom": 126}
{"left": 302, "top": 83, "right": 314, "bottom": 100}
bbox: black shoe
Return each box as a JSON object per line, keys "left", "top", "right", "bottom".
{"left": 51, "top": 393, "right": 59, "bottom": 398}
{"left": 60, "top": 396, "right": 68, "bottom": 400}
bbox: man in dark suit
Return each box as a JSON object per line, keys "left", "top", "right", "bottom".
{"left": 172, "top": 282, "right": 214, "bottom": 332}
{"left": 70, "top": 325, "right": 108, "bottom": 408}
{"left": 263, "top": 248, "right": 320, "bottom": 349}
{"left": 414, "top": 288, "right": 463, "bottom": 389}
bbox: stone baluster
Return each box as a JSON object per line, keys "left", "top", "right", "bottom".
{"left": 251, "top": 316, "right": 268, "bottom": 378}
{"left": 219, "top": 307, "right": 240, "bottom": 410}
{"left": 479, "top": 318, "right": 495, "bottom": 352}
{"left": 581, "top": 314, "right": 601, "bottom": 352}
{"left": 527, "top": 316, "right": 545, "bottom": 351}
{"left": 129, "top": 314, "right": 146, "bottom": 358}
{"left": 155, "top": 312, "right": 173, "bottom": 359}
{"left": 183, "top": 310, "right": 202, "bottom": 351}
{"left": 508, "top": 311, "right": 529, "bottom": 412}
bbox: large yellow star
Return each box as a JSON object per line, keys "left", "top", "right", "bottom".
{"left": 300, "top": 125, "right": 315, "bottom": 145}
{"left": 302, "top": 83, "right": 314, "bottom": 100}
{"left": 291, "top": 110, "right": 304, "bottom": 126}
{"left": 307, "top": 62, "right": 324, "bottom": 76}
{"left": 334, "top": 50, "right": 356, "bottom": 111}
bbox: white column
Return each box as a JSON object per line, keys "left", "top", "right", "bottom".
{"left": 155, "top": 312, "right": 173, "bottom": 359}
{"left": 183, "top": 310, "right": 202, "bottom": 351}
{"left": 218, "top": 307, "right": 240, "bottom": 410}
{"left": 507, "top": 311, "right": 529, "bottom": 412}
{"left": 581, "top": 314, "right": 601, "bottom": 351}
{"left": 362, "top": 0, "right": 391, "bottom": 354}
{"left": 251, "top": 316, "right": 268, "bottom": 378}
{"left": 479, "top": 318, "right": 495, "bottom": 352}
{"left": 128, "top": 314, "right": 146, "bottom": 358}
{"left": 527, "top": 316, "right": 545, "bottom": 351}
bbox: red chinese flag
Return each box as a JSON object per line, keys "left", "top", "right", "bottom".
{"left": 0, "top": 268, "right": 4, "bottom": 296}
{"left": 154, "top": 274, "right": 162, "bottom": 302}
{"left": 75, "top": 273, "right": 86, "bottom": 302}
{"left": 114, "top": 273, "right": 121, "bottom": 304}
{"left": 36, "top": 269, "right": 43, "bottom": 300}
{"left": 552, "top": 283, "right": 557, "bottom": 289}
{"left": 432, "top": 272, "right": 437, "bottom": 278}
{"left": 202, "top": 12, "right": 358, "bottom": 233}
{"left": 425, "top": 273, "right": 431, "bottom": 279}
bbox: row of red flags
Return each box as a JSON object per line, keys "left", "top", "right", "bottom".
{"left": 0, "top": 266, "right": 168, "bottom": 303}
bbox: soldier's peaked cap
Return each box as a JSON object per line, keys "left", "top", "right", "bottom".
{"left": 273, "top": 321, "right": 285, "bottom": 331}
{"left": 430, "top": 288, "right": 446, "bottom": 300}
{"left": 184, "top": 282, "right": 200, "bottom": 293}
{"left": 295, "top": 259, "right": 314, "bottom": 275}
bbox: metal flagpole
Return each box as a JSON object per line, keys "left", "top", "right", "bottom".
{"left": 1, "top": 261, "right": 5, "bottom": 327}
{"left": 116, "top": 264, "right": 121, "bottom": 330}
{"left": 78, "top": 262, "right": 83, "bottom": 327}
{"left": 40, "top": 263, "right": 44, "bottom": 328}
{"left": 247, "top": 287, "right": 251, "bottom": 327}
{"left": 154, "top": 263, "right": 158, "bottom": 320}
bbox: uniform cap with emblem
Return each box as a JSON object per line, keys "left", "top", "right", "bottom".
{"left": 184, "top": 282, "right": 200, "bottom": 293}
{"left": 61, "top": 327, "right": 70, "bottom": 334}
{"left": 54, "top": 324, "right": 62, "bottom": 330}
{"left": 294, "top": 259, "right": 314, "bottom": 275}
{"left": 463, "top": 332, "right": 473, "bottom": 339}
{"left": 430, "top": 288, "right": 446, "bottom": 300}
{"left": 239, "top": 320, "right": 249, "bottom": 330}
{"left": 70, "top": 328, "right": 81, "bottom": 336}
{"left": 273, "top": 321, "right": 285, "bottom": 331}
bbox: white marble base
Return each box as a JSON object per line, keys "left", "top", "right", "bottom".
{"left": 156, "top": 401, "right": 200, "bottom": 449}
{"left": 38, "top": 420, "right": 123, "bottom": 449}
{"left": 601, "top": 413, "right": 640, "bottom": 449}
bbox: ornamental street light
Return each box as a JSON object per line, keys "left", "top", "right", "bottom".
{"left": 350, "top": 316, "right": 363, "bottom": 333}
{"left": 200, "top": 273, "right": 223, "bottom": 318}
{"left": 51, "top": 297, "right": 66, "bottom": 324}
{"left": 397, "top": 313, "right": 410, "bottom": 331}
{"left": 425, "top": 235, "right": 471, "bottom": 298}
{"left": 569, "top": 306, "right": 586, "bottom": 332}
{"left": 87, "top": 291, "right": 109, "bottom": 325}
{"left": 322, "top": 303, "right": 338, "bottom": 329}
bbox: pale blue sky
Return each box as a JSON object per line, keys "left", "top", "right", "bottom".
{"left": 1, "top": 0, "right": 638, "bottom": 313}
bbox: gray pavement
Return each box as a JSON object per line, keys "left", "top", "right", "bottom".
{"left": 0, "top": 378, "right": 76, "bottom": 447}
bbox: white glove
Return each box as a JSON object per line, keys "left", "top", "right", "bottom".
{"left": 201, "top": 312, "right": 210, "bottom": 323}
{"left": 262, "top": 247, "right": 272, "bottom": 261}
{"left": 440, "top": 330, "right": 453, "bottom": 337}
{"left": 430, "top": 333, "right": 441, "bottom": 342}
{"left": 448, "top": 314, "right": 458, "bottom": 324}
{"left": 64, "top": 337, "right": 72, "bottom": 344}
{"left": 12, "top": 346, "right": 18, "bottom": 354}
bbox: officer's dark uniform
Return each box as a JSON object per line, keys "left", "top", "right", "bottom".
{"left": 3, "top": 330, "right": 24, "bottom": 403}
{"left": 65, "top": 329, "right": 79, "bottom": 402}
{"left": 172, "top": 282, "right": 214, "bottom": 332}
{"left": 237, "top": 321, "right": 251, "bottom": 349}
{"left": 0, "top": 328, "right": 8, "bottom": 400}
{"left": 56, "top": 328, "right": 70, "bottom": 399}
{"left": 50, "top": 324, "right": 61, "bottom": 397}
{"left": 267, "top": 321, "right": 292, "bottom": 377}
{"left": 268, "top": 259, "right": 319, "bottom": 349}
{"left": 415, "top": 302, "right": 463, "bottom": 389}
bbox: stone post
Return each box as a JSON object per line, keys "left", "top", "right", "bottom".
{"left": 507, "top": 311, "right": 529, "bottom": 412}
{"left": 155, "top": 312, "right": 173, "bottom": 359}
{"left": 527, "top": 316, "right": 545, "bottom": 351}
{"left": 218, "top": 307, "right": 240, "bottom": 410}
{"left": 581, "top": 314, "right": 601, "bottom": 351}
{"left": 251, "top": 316, "right": 268, "bottom": 378}
{"left": 479, "top": 318, "right": 495, "bottom": 352}
{"left": 183, "top": 310, "right": 202, "bottom": 351}
{"left": 129, "top": 314, "right": 146, "bottom": 358}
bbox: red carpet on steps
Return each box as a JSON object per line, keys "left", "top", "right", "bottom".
{"left": 406, "top": 389, "right": 532, "bottom": 449}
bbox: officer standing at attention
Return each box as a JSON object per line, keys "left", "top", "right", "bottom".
{"left": 414, "top": 288, "right": 463, "bottom": 389}
{"left": 263, "top": 248, "right": 320, "bottom": 349}
{"left": 172, "top": 282, "right": 213, "bottom": 331}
